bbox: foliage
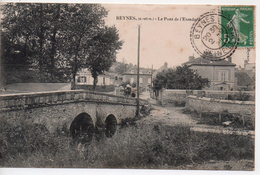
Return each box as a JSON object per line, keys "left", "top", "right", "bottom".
{"left": 153, "top": 65, "right": 210, "bottom": 90}
{"left": 1, "top": 3, "right": 123, "bottom": 88}
{"left": 1, "top": 3, "right": 64, "bottom": 83}
{"left": 226, "top": 91, "right": 251, "bottom": 101}
{"left": 119, "top": 80, "right": 131, "bottom": 89}
{"left": 115, "top": 59, "right": 129, "bottom": 74}
{"left": 187, "top": 110, "right": 254, "bottom": 130}
{"left": 85, "top": 26, "right": 123, "bottom": 90}
{"left": 119, "top": 80, "right": 136, "bottom": 89}
{"left": 1, "top": 121, "right": 254, "bottom": 169}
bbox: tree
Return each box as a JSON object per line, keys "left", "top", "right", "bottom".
{"left": 153, "top": 65, "right": 210, "bottom": 90}
{"left": 1, "top": 3, "right": 41, "bottom": 85}
{"left": 1, "top": 3, "right": 123, "bottom": 89}
{"left": 57, "top": 4, "right": 110, "bottom": 89}
{"left": 115, "top": 58, "right": 129, "bottom": 74}
{"left": 86, "top": 26, "right": 123, "bottom": 90}
{"left": 1, "top": 3, "right": 63, "bottom": 83}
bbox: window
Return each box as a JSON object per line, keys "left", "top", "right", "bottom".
{"left": 140, "top": 78, "right": 143, "bottom": 84}
{"left": 219, "top": 70, "right": 228, "bottom": 81}
{"left": 77, "top": 76, "right": 86, "bottom": 83}
{"left": 103, "top": 77, "right": 105, "bottom": 85}
{"left": 115, "top": 76, "right": 118, "bottom": 80}
{"left": 130, "top": 77, "right": 134, "bottom": 84}
{"left": 148, "top": 78, "right": 151, "bottom": 84}
{"left": 221, "top": 72, "right": 226, "bottom": 81}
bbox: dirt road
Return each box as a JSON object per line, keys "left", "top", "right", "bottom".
{"left": 139, "top": 92, "right": 196, "bottom": 126}
{"left": 141, "top": 105, "right": 197, "bottom": 126}
{"left": 138, "top": 95, "right": 254, "bottom": 137}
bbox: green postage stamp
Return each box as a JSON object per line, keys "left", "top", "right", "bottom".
{"left": 221, "top": 6, "right": 255, "bottom": 48}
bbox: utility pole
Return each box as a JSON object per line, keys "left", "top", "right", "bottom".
{"left": 136, "top": 25, "right": 140, "bottom": 117}
{"left": 151, "top": 64, "right": 153, "bottom": 98}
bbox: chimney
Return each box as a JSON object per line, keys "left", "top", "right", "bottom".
{"left": 189, "top": 56, "right": 195, "bottom": 61}
{"left": 228, "top": 57, "right": 232, "bottom": 63}
{"left": 244, "top": 59, "right": 249, "bottom": 69}
{"left": 164, "top": 62, "right": 168, "bottom": 68}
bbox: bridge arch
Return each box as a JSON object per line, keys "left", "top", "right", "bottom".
{"left": 70, "top": 112, "right": 95, "bottom": 142}
{"left": 105, "top": 114, "right": 117, "bottom": 138}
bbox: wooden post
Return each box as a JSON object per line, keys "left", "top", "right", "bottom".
{"left": 219, "top": 112, "right": 222, "bottom": 124}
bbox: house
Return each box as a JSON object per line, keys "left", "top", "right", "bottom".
{"left": 244, "top": 60, "right": 255, "bottom": 71}
{"left": 122, "top": 67, "right": 153, "bottom": 89}
{"left": 152, "top": 62, "right": 168, "bottom": 81}
{"left": 235, "top": 70, "right": 254, "bottom": 91}
{"left": 235, "top": 60, "right": 255, "bottom": 91}
{"left": 105, "top": 72, "right": 123, "bottom": 86}
{"left": 183, "top": 56, "right": 236, "bottom": 91}
{"left": 75, "top": 68, "right": 111, "bottom": 86}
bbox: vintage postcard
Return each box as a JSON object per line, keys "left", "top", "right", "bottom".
{"left": 0, "top": 2, "right": 256, "bottom": 172}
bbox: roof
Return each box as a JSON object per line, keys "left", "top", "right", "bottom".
{"left": 124, "top": 67, "right": 153, "bottom": 74}
{"left": 122, "top": 72, "right": 152, "bottom": 76}
{"left": 152, "top": 62, "right": 168, "bottom": 78}
{"left": 235, "top": 71, "right": 254, "bottom": 86}
{"left": 183, "top": 57, "right": 236, "bottom": 66}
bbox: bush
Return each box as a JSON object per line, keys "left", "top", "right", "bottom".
{"left": 1, "top": 122, "right": 254, "bottom": 168}
{"left": 173, "top": 101, "right": 186, "bottom": 107}
{"left": 226, "top": 91, "right": 251, "bottom": 101}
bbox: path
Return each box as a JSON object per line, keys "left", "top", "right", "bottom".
{"left": 139, "top": 93, "right": 254, "bottom": 137}
{"left": 139, "top": 91, "right": 196, "bottom": 126}
{"left": 141, "top": 105, "right": 197, "bottom": 126}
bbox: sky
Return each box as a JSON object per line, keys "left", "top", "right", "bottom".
{"left": 102, "top": 4, "right": 255, "bottom": 69}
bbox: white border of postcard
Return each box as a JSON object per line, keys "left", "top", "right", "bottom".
{"left": 0, "top": 0, "right": 259, "bottom": 175}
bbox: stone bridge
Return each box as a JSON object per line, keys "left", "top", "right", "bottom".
{"left": 0, "top": 90, "right": 147, "bottom": 139}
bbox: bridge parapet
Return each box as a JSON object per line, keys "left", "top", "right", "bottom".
{"left": 0, "top": 90, "right": 147, "bottom": 111}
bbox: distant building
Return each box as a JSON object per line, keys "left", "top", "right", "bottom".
{"left": 183, "top": 56, "right": 236, "bottom": 91}
{"left": 244, "top": 60, "right": 255, "bottom": 71}
{"left": 152, "top": 62, "right": 168, "bottom": 81}
{"left": 151, "top": 62, "right": 168, "bottom": 98}
{"left": 235, "top": 60, "right": 255, "bottom": 91}
{"left": 122, "top": 67, "right": 153, "bottom": 89}
{"left": 235, "top": 70, "right": 254, "bottom": 91}
{"left": 105, "top": 72, "right": 123, "bottom": 86}
{"left": 76, "top": 68, "right": 111, "bottom": 86}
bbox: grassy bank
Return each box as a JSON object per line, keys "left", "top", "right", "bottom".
{"left": 183, "top": 108, "right": 255, "bottom": 130}
{"left": 1, "top": 121, "right": 254, "bottom": 169}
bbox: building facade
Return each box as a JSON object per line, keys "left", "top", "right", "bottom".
{"left": 183, "top": 56, "right": 236, "bottom": 91}
{"left": 75, "top": 68, "right": 111, "bottom": 86}
{"left": 122, "top": 67, "right": 153, "bottom": 89}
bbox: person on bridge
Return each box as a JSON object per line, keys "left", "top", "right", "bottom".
{"left": 125, "top": 84, "right": 132, "bottom": 97}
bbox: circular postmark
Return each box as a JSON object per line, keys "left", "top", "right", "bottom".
{"left": 190, "top": 11, "right": 238, "bottom": 61}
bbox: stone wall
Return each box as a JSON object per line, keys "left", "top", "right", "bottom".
{"left": 159, "top": 89, "right": 187, "bottom": 106}
{"left": 186, "top": 95, "right": 255, "bottom": 127}
{"left": 159, "top": 89, "right": 255, "bottom": 106}
{"left": 186, "top": 95, "right": 255, "bottom": 114}
{"left": 0, "top": 90, "right": 146, "bottom": 133}
{"left": 0, "top": 90, "right": 147, "bottom": 111}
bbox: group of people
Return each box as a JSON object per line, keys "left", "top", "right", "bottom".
{"left": 124, "top": 84, "right": 136, "bottom": 98}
